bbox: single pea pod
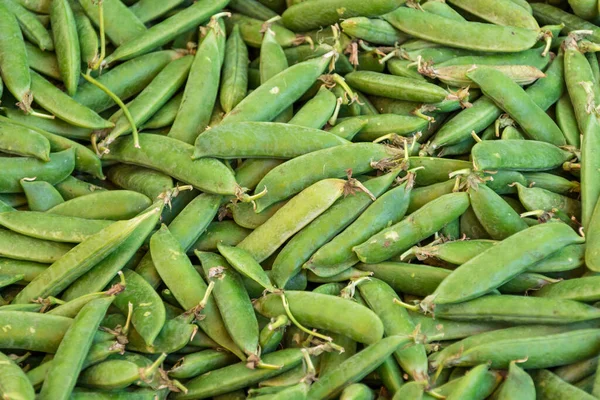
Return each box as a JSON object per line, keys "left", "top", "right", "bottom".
{"left": 532, "top": 276, "right": 600, "bottom": 302}
{"left": 106, "top": 164, "right": 173, "bottom": 200}
{"left": 0, "top": 1, "right": 31, "bottom": 104}
{"left": 2, "top": 0, "right": 53, "bottom": 51}
{"left": 523, "top": 172, "right": 580, "bottom": 195}
{"left": 220, "top": 24, "right": 248, "bottom": 113}
{"left": 228, "top": 0, "right": 278, "bottom": 20}
{"left": 447, "top": 0, "right": 538, "bottom": 29}
{"left": 341, "top": 17, "right": 408, "bottom": 46}
{"left": 532, "top": 369, "right": 598, "bottom": 400}
{"left": 168, "top": 349, "right": 239, "bottom": 380}
{"left": 427, "top": 65, "right": 545, "bottom": 88}
{"left": 532, "top": 3, "right": 600, "bottom": 43}
{"left": 225, "top": 13, "right": 298, "bottom": 49}
{"left": 328, "top": 117, "right": 367, "bottom": 141}
{"left": 190, "top": 221, "right": 252, "bottom": 252}
{"left": 0, "top": 119, "right": 50, "bottom": 160}
{"left": 72, "top": 2, "right": 97, "bottom": 67}
{"left": 0, "top": 350, "right": 35, "bottom": 400}
{"left": 471, "top": 140, "right": 573, "bottom": 171}
{"left": 515, "top": 183, "right": 582, "bottom": 219}
{"left": 492, "top": 360, "right": 536, "bottom": 400}
{"left": 556, "top": 92, "right": 581, "bottom": 148}
{"left": 349, "top": 114, "right": 430, "bottom": 142}
{"left": 50, "top": 0, "right": 80, "bottom": 96}
{"left": 340, "top": 383, "right": 374, "bottom": 400}
{"left": 47, "top": 190, "right": 151, "bottom": 220}
{"left": 288, "top": 86, "right": 337, "bottom": 129}
{"left": 24, "top": 42, "right": 60, "bottom": 81}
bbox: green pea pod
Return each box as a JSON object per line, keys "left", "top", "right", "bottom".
{"left": 150, "top": 224, "right": 244, "bottom": 359}
{"left": 427, "top": 223, "right": 583, "bottom": 305}
{"left": 0, "top": 1, "right": 30, "bottom": 103}
{"left": 472, "top": 140, "right": 573, "bottom": 171}
{"left": 393, "top": 382, "right": 424, "bottom": 400}
{"left": 289, "top": 86, "right": 337, "bottom": 129}
{"left": 357, "top": 262, "right": 448, "bottom": 297}
{"left": 174, "top": 349, "right": 304, "bottom": 400}
{"left": 107, "top": 165, "right": 173, "bottom": 199}
{"left": 340, "top": 383, "right": 374, "bottom": 400}
{"left": 19, "top": 180, "right": 62, "bottom": 211}
{"left": 554, "top": 357, "right": 599, "bottom": 384}
{"left": 141, "top": 91, "right": 182, "bottom": 130}
{"left": 492, "top": 361, "right": 535, "bottom": 400}
{"left": 2, "top": 107, "right": 90, "bottom": 141}
{"left": 350, "top": 114, "right": 429, "bottom": 141}
{"left": 228, "top": 0, "right": 278, "bottom": 21}
{"left": 104, "top": 0, "right": 229, "bottom": 63}
{"left": 354, "top": 192, "right": 470, "bottom": 264}
{"left": 515, "top": 183, "right": 581, "bottom": 219}
{"left": 447, "top": 0, "right": 538, "bottom": 29}
{"left": 329, "top": 117, "right": 367, "bottom": 141}
{"left": 126, "top": 310, "right": 197, "bottom": 355}
{"left": 50, "top": 0, "right": 80, "bottom": 96}
{"left": 220, "top": 24, "right": 248, "bottom": 113}
{"left": 168, "top": 349, "right": 239, "bottom": 380}
{"left": 77, "top": 358, "right": 153, "bottom": 390}
{"left": 587, "top": 201, "right": 600, "bottom": 271}
{"left": 47, "top": 191, "right": 151, "bottom": 220}
{"left": 13, "top": 205, "right": 161, "bottom": 303}
{"left": 408, "top": 180, "right": 456, "bottom": 214}
{"left": 216, "top": 244, "right": 277, "bottom": 292}
{"left": 319, "top": 332, "right": 356, "bottom": 378}
{"left": 72, "top": 3, "right": 97, "bottom": 67}
{"left": 446, "top": 364, "right": 500, "bottom": 400}
{"left": 198, "top": 252, "right": 259, "bottom": 359}
{"left": 1, "top": 0, "right": 53, "bottom": 51}
{"left": 24, "top": 42, "right": 60, "bottom": 81}
{"left": 129, "top": 0, "right": 187, "bottom": 23}
{"left": 405, "top": 158, "right": 471, "bottom": 186}
{"left": 0, "top": 119, "right": 49, "bottom": 160}
{"left": 556, "top": 91, "right": 581, "bottom": 148}
{"left": 78, "top": 0, "right": 146, "bottom": 47}
{"left": 39, "top": 296, "right": 114, "bottom": 400}
{"left": 429, "top": 65, "right": 545, "bottom": 88}
{"left": 409, "top": 312, "right": 506, "bottom": 342}
{"left": 225, "top": 13, "right": 297, "bottom": 49}
{"left": 103, "top": 134, "right": 244, "bottom": 196}
{"left": 230, "top": 200, "right": 287, "bottom": 230}
{"left": 306, "top": 177, "right": 413, "bottom": 278}
{"left": 0, "top": 350, "right": 34, "bottom": 400}
{"left": 190, "top": 221, "right": 252, "bottom": 253}
{"left": 346, "top": 71, "right": 449, "bottom": 103}
{"left": 341, "top": 17, "right": 408, "bottom": 46}
{"left": 532, "top": 369, "right": 597, "bottom": 400}
{"left": 523, "top": 172, "right": 580, "bottom": 195}
{"left": 0, "top": 227, "right": 72, "bottom": 263}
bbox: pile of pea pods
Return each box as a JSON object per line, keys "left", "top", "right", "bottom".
{"left": 6, "top": 0, "right": 600, "bottom": 398}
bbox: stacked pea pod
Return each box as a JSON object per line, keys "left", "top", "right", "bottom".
{"left": 2, "top": 0, "right": 600, "bottom": 398}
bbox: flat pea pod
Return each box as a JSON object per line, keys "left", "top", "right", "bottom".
{"left": 340, "top": 17, "right": 408, "bottom": 46}
{"left": 220, "top": 24, "right": 248, "bottom": 113}
{"left": 425, "top": 223, "right": 583, "bottom": 306}
{"left": 78, "top": 0, "right": 146, "bottom": 47}
{"left": 39, "top": 297, "right": 114, "bottom": 400}
{"left": 515, "top": 183, "right": 581, "bottom": 219}
{"left": 129, "top": 0, "right": 187, "bottom": 23}
{"left": 447, "top": 0, "right": 538, "bottom": 29}
{"left": 0, "top": 211, "right": 112, "bottom": 243}
{"left": 428, "top": 65, "right": 546, "bottom": 88}
{"left": 47, "top": 190, "right": 151, "bottom": 220}
{"left": 349, "top": 114, "right": 429, "bottom": 142}
{"left": 0, "top": 1, "right": 30, "bottom": 103}
{"left": 50, "top": 0, "right": 80, "bottom": 96}
{"left": 174, "top": 349, "right": 303, "bottom": 400}
{"left": 191, "top": 221, "right": 252, "bottom": 252}
{"left": 141, "top": 91, "right": 182, "bottom": 130}
{"left": 345, "top": 71, "right": 449, "bottom": 103}
{"left": 193, "top": 122, "right": 348, "bottom": 159}
{"left": 471, "top": 140, "right": 573, "bottom": 171}
{"left": 107, "top": 165, "right": 173, "bottom": 199}
{"left": 72, "top": 3, "right": 97, "bottom": 67}
{"left": 407, "top": 179, "right": 455, "bottom": 214}
{"left": 340, "top": 383, "right": 374, "bottom": 400}
{"left": 13, "top": 206, "right": 160, "bottom": 304}
{"left": 307, "top": 336, "right": 411, "bottom": 400}
{"left": 0, "top": 228, "right": 72, "bottom": 263}
{"left": 354, "top": 192, "right": 470, "bottom": 264}
{"left": 0, "top": 258, "right": 46, "bottom": 282}
{"left": 0, "top": 119, "right": 50, "bottom": 160}
{"left": 281, "top": 0, "right": 405, "bottom": 32}
{"left": 1, "top": 107, "right": 91, "bottom": 141}
{"left": 1, "top": 0, "right": 53, "bottom": 51}
{"left": 532, "top": 369, "right": 597, "bottom": 400}
{"left": 533, "top": 276, "right": 600, "bottom": 301}
{"left": 556, "top": 90, "right": 582, "bottom": 148}
{"left": 255, "top": 291, "right": 384, "bottom": 344}
{"left": 103, "top": 134, "right": 244, "bottom": 196}
{"left": 356, "top": 262, "right": 448, "bottom": 297}
{"left": 493, "top": 360, "right": 535, "bottom": 400}
{"left": 409, "top": 312, "right": 506, "bottom": 341}
{"left": 252, "top": 143, "right": 398, "bottom": 212}
{"left": 168, "top": 349, "right": 239, "bottom": 380}
{"left": 288, "top": 86, "right": 337, "bottom": 129}
{"left": 406, "top": 157, "right": 471, "bottom": 186}
{"left": 104, "top": 0, "right": 229, "bottom": 63}
{"left": 217, "top": 244, "right": 277, "bottom": 293}
{"left": 24, "top": 42, "right": 60, "bottom": 81}
{"left": 237, "top": 179, "right": 348, "bottom": 262}
{"left": 523, "top": 172, "right": 580, "bottom": 195}
{"left": 0, "top": 311, "right": 80, "bottom": 352}
{"left": 30, "top": 71, "right": 113, "bottom": 130}
{"left": 0, "top": 350, "right": 35, "bottom": 399}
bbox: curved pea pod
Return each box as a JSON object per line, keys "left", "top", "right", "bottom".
{"left": 47, "top": 191, "right": 151, "bottom": 220}
{"left": 407, "top": 180, "right": 456, "bottom": 214}
{"left": 345, "top": 71, "right": 449, "bottom": 103}
{"left": 532, "top": 369, "right": 597, "bottom": 400}
{"left": 168, "top": 349, "right": 239, "bottom": 380}
{"left": 306, "top": 178, "right": 413, "bottom": 278}
{"left": 289, "top": 86, "right": 337, "bottom": 129}
{"left": 340, "top": 384, "right": 374, "bottom": 400}
{"left": 107, "top": 165, "right": 173, "bottom": 200}
{"left": 479, "top": 171, "right": 526, "bottom": 195}
{"left": 1, "top": 355, "right": 35, "bottom": 400}
{"left": 447, "top": 0, "right": 538, "bottom": 29}
{"left": 103, "top": 134, "right": 244, "bottom": 196}
{"left": 0, "top": 119, "right": 50, "bottom": 160}
{"left": 225, "top": 13, "right": 297, "bottom": 49}
{"left": 472, "top": 140, "right": 573, "bottom": 171}
{"left": 357, "top": 262, "right": 448, "bottom": 297}
{"left": 77, "top": 357, "right": 155, "bottom": 390}
{"left": 1, "top": 108, "right": 91, "bottom": 141}
{"left": 0, "top": 148, "right": 75, "bottom": 193}
{"left": 428, "top": 65, "right": 546, "bottom": 88}
{"left": 255, "top": 291, "right": 384, "bottom": 344}
{"left": 523, "top": 172, "right": 580, "bottom": 195}
{"left": 220, "top": 25, "right": 248, "bottom": 113}
{"left": 492, "top": 361, "right": 535, "bottom": 400}
{"left": 1, "top": 0, "right": 53, "bottom": 52}
{"left": 50, "top": 0, "right": 80, "bottom": 96}
{"left": 259, "top": 315, "right": 288, "bottom": 354}
{"left": 426, "top": 223, "right": 583, "bottom": 305}
{"left": 354, "top": 192, "right": 470, "bottom": 264}
{"left": 13, "top": 205, "right": 161, "bottom": 304}
{"left": 104, "top": 0, "right": 228, "bottom": 63}
{"left": 516, "top": 183, "right": 581, "bottom": 218}
{"left": 125, "top": 311, "right": 197, "bottom": 355}
{"left": 24, "top": 42, "right": 60, "bottom": 81}
{"left": 253, "top": 143, "right": 397, "bottom": 212}
{"left": 532, "top": 276, "right": 600, "bottom": 302}
{"left": 350, "top": 114, "right": 429, "bottom": 141}
{"left": 230, "top": 200, "right": 287, "bottom": 230}
{"left": 0, "top": 2, "right": 30, "bottom": 103}
{"left": 0, "top": 311, "right": 79, "bottom": 352}
{"left": 307, "top": 335, "right": 410, "bottom": 400}
{"left": 272, "top": 171, "right": 399, "bottom": 288}
{"left": 78, "top": 0, "right": 146, "bottom": 47}
{"left": 216, "top": 244, "right": 276, "bottom": 293}
{"left": 0, "top": 227, "right": 72, "bottom": 263}
{"left": 556, "top": 92, "right": 581, "bottom": 148}
{"left": 193, "top": 122, "right": 348, "bottom": 159}
{"left": 358, "top": 278, "right": 428, "bottom": 384}
{"left": 222, "top": 54, "right": 332, "bottom": 124}
{"left": 329, "top": 117, "right": 368, "bottom": 141}
{"left": 341, "top": 17, "right": 407, "bottom": 46}
{"left": 174, "top": 349, "right": 303, "bottom": 399}
{"left": 191, "top": 221, "right": 252, "bottom": 252}
{"left": 498, "top": 272, "right": 558, "bottom": 294}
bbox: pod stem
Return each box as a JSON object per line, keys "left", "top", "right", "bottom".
{"left": 139, "top": 352, "right": 168, "bottom": 383}
{"left": 340, "top": 276, "right": 371, "bottom": 299}
{"left": 400, "top": 246, "right": 417, "bottom": 261}
{"left": 236, "top": 186, "right": 267, "bottom": 206}
{"left": 331, "top": 73, "right": 360, "bottom": 105}
{"left": 392, "top": 298, "right": 420, "bottom": 312}
{"left": 192, "top": 281, "right": 215, "bottom": 319}
{"left": 300, "top": 348, "right": 317, "bottom": 383}
{"left": 268, "top": 315, "right": 289, "bottom": 331}
{"left": 91, "top": 0, "right": 106, "bottom": 70}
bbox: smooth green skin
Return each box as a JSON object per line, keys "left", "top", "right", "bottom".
{"left": 72, "top": 4, "right": 97, "bottom": 66}
{"left": 223, "top": 55, "right": 331, "bottom": 125}
{"left": 387, "top": 58, "right": 426, "bottom": 81}
{"left": 0, "top": 258, "right": 46, "bottom": 281}
{"left": 107, "top": 164, "right": 173, "bottom": 199}
{"left": 467, "top": 68, "right": 565, "bottom": 146}
{"left": 393, "top": 382, "right": 423, "bottom": 400}
{"left": 259, "top": 27, "right": 288, "bottom": 111}
{"left": 253, "top": 143, "right": 396, "bottom": 212}
{"left": 516, "top": 183, "right": 581, "bottom": 218}
{"left": 329, "top": 117, "right": 367, "bottom": 141}
{"left": 238, "top": 179, "right": 347, "bottom": 262}
{"left": 228, "top": 0, "right": 278, "bottom": 20}
{"left": 0, "top": 227, "right": 72, "bottom": 263}
{"left": 346, "top": 71, "right": 448, "bottom": 103}
{"left": 469, "top": 184, "right": 528, "bottom": 240}
{"left": 47, "top": 190, "right": 151, "bottom": 220}
{"left": 272, "top": 171, "right": 399, "bottom": 288}
{"left": 282, "top": 0, "right": 403, "bottom": 32}
{"left": 554, "top": 356, "right": 599, "bottom": 383}
{"left": 446, "top": 364, "right": 497, "bottom": 400}
{"left": 198, "top": 252, "right": 258, "bottom": 357}
{"left": 255, "top": 291, "right": 384, "bottom": 344}
{"left": 13, "top": 207, "right": 159, "bottom": 304}
{"left": 175, "top": 349, "right": 303, "bottom": 399}
{"left": 235, "top": 159, "right": 283, "bottom": 190}
{"left": 493, "top": 361, "right": 535, "bottom": 400}
{"left": 40, "top": 297, "right": 113, "bottom": 400}
{"left": 74, "top": 51, "right": 179, "bottom": 113}
{"left": 225, "top": 13, "right": 297, "bottom": 49}
{"left": 377, "top": 356, "right": 404, "bottom": 396}
{"left": 460, "top": 206, "right": 489, "bottom": 240}
{"left": 307, "top": 267, "right": 372, "bottom": 283}
{"left": 105, "top": 0, "right": 229, "bottom": 63}
{"left": 0, "top": 211, "right": 112, "bottom": 243}
{"left": 70, "top": 388, "right": 164, "bottom": 400}
{"left": 104, "top": 134, "right": 242, "bottom": 195}
{"left": 319, "top": 333, "right": 357, "bottom": 378}
{"left": 126, "top": 311, "right": 197, "bottom": 354}
{"left": 354, "top": 192, "right": 470, "bottom": 264}
{"left": 421, "top": 0, "right": 465, "bottom": 20}
{"left": 556, "top": 85, "right": 582, "bottom": 148}
{"left": 259, "top": 322, "right": 285, "bottom": 354}
{"left": 289, "top": 86, "right": 337, "bottom": 129}
{"left": 587, "top": 200, "right": 600, "bottom": 271}
{"left": 430, "top": 65, "right": 545, "bottom": 88}
{"left": 30, "top": 72, "right": 113, "bottom": 129}
{"left": 406, "top": 158, "right": 471, "bottom": 186}
{"left": 129, "top": 0, "right": 186, "bottom": 23}
{"left": 409, "top": 312, "right": 505, "bottom": 341}
{"left": 433, "top": 295, "right": 600, "bottom": 324}
{"left": 169, "top": 21, "right": 224, "bottom": 145}
{"left": 357, "top": 262, "right": 448, "bottom": 297}
{"left": 408, "top": 180, "right": 455, "bottom": 214}
{"left": 217, "top": 244, "right": 276, "bottom": 292}
{"left": 0, "top": 311, "right": 80, "bottom": 352}
{"left": 0, "top": 2, "right": 29, "bottom": 101}
{"left": 50, "top": 0, "right": 79, "bottom": 96}
{"left": 149, "top": 225, "right": 244, "bottom": 359}
{"left": 523, "top": 172, "right": 580, "bottom": 195}
{"left": 484, "top": 170, "right": 528, "bottom": 195}
{"left": 439, "top": 47, "right": 548, "bottom": 68}
{"left": 0, "top": 350, "right": 35, "bottom": 400}
{"left": 340, "top": 383, "right": 374, "bottom": 400}
{"left": 518, "top": 48, "right": 567, "bottom": 112}
{"left": 0, "top": 119, "right": 49, "bottom": 160}
{"left": 105, "top": 55, "right": 193, "bottom": 143}
{"left": 78, "top": 0, "right": 145, "bottom": 46}
{"left": 2, "top": 108, "right": 91, "bottom": 141}
{"left": 341, "top": 17, "right": 407, "bottom": 46}
{"left": 359, "top": 279, "right": 428, "bottom": 383}
{"left": 448, "top": 0, "right": 537, "bottom": 29}
{"left": 307, "top": 336, "right": 409, "bottom": 400}
{"left": 2, "top": 0, "right": 53, "bottom": 51}
{"left": 306, "top": 179, "right": 412, "bottom": 277}
{"left": 24, "top": 42, "right": 60, "bottom": 81}
{"left": 428, "top": 223, "right": 583, "bottom": 305}
{"left": 14, "top": 0, "right": 49, "bottom": 13}
{"left": 231, "top": 200, "right": 287, "bottom": 230}
{"left": 112, "top": 269, "right": 165, "bottom": 346}
{"left": 168, "top": 349, "right": 239, "bottom": 380}
{"left": 193, "top": 122, "right": 348, "bottom": 160}
{"left": 191, "top": 221, "right": 252, "bottom": 252}
{"left": 350, "top": 114, "right": 429, "bottom": 141}
{"left": 54, "top": 176, "right": 105, "bottom": 200}
{"left": 220, "top": 24, "right": 248, "bottom": 113}
{"left": 141, "top": 91, "right": 182, "bottom": 130}
{"left": 533, "top": 369, "right": 597, "bottom": 400}
{"left": 472, "top": 140, "right": 573, "bottom": 171}
{"left": 533, "top": 276, "right": 600, "bottom": 301}
{"left": 77, "top": 359, "right": 144, "bottom": 390}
